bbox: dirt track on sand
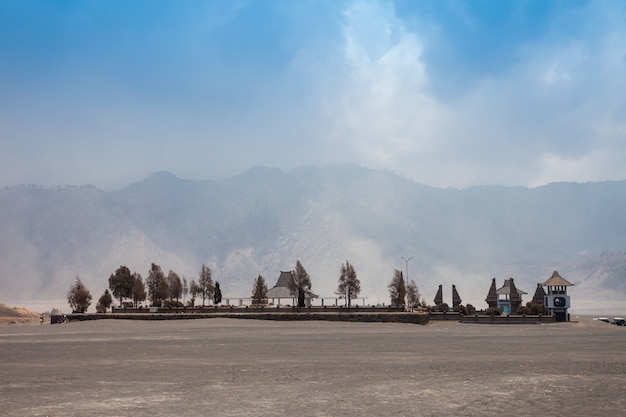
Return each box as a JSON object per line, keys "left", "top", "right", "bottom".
{"left": 1, "top": 317, "right": 624, "bottom": 417}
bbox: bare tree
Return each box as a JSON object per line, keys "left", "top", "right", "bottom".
{"left": 406, "top": 280, "right": 421, "bottom": 310}
{"left": 251, "top": 275, "right": 268, "bottom": 306}
{"left": 388, "top": 269, "right": 406, "bottom": 307}
{"left": 337, "top": 260, "right": 360, "bottom": 308}
{"left": 288, "top": 260, "right": 312, "bottom": 307}
{"left": 67, "top": 276, "right": 92, "bottom": 313}
{"left": 198, "top": 264, "right": 214, "bottom": 306}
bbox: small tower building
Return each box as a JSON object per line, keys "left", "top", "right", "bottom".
{"left": 542, "top": 271, "right": 574, "bottom": 322}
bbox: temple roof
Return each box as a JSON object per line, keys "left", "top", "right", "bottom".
{"left": 542, "top": 270, "right": 574, "bottom": 287}
{"left": 532, "top": 283, "right": 547, "bottom": 304}
{"left": 433, "top": 284, "right": 443, "bottom": 305}
{"left": 485, "top": 278, "right": 498, "bottom": 306}
{"left": 266, "top": 271, "right": 318, "bottom": 299}
{"left": 452, "top": 285, "right": 462, "bottom": 306}
{"left": 496, "top": 278, "right": 527, "bottom": 295}
{"left": 266, "top": 287, "right": 293, "bottom": 298}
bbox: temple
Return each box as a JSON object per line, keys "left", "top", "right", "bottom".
{"left": 485, "top": 278, "right": 527, "bottom": 314}
{"left": 430, "top": 284, "right": 462, "bottom": 309}
{"left": 483, "top": 272, "right": 574, "bottom": 321}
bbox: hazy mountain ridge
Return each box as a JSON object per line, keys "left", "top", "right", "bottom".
{"left": 1, "top": 166, "right": 625, "bottom": 307}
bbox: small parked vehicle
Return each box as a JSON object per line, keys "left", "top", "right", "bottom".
{"left": 611, "top": 317, "right": 625, "bottom": 326}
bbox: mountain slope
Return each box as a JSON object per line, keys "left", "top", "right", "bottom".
{"left": 1, "top": 166, "right": 625, "bottom": 308}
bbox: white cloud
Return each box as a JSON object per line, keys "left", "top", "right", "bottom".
{"left": 532, "top": 149, "right": 626, "bottom": 187}
{"left": 1, "top": 0, "right": 625, "bottom": 189}
{"left": 328, "top": 0, "right": 445, "bottom": 170}
{"left": 320, "top": 0, "right": 626, "bottom": 188}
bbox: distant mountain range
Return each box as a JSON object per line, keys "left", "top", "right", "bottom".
{"left": 1, "top": 165, "right": 625, "bottom": 309}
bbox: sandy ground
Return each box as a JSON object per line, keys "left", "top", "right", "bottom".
{"left": 0, "top": 317, "right": 624, "bottom": 417}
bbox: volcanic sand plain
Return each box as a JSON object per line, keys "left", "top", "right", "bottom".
{"left": 0, "top": 317, "right": 624, "bottom": 417}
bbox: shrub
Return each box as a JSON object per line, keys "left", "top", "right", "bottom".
{"left": 485, "top": 306, "right": 502, "bottom": 316}
{"left": 436, "top": 303, "right": 450, "bottom": 312}
{"left": 163, "top": 300, "right": 184, "bottom": 308}
{"left": 528, "top": 302, "right": 549, "bottom": 315}
{"left": 516, "top": 306, "right": 531, "bottom": 315}
{"left": 466, "top": 304, "right": 476, "bottom": 315}
{"left": 453, "top": 304, "right": 468, "bottom": 315}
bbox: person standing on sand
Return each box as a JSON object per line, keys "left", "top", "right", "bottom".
{"left": 39, "top": 315, "right": 44, "bottom": 325}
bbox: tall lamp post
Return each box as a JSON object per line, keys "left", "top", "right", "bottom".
{"left": 401, "top": 256, "right": 414, "bottom": 309}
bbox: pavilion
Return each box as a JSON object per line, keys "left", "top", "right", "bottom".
{"left": 266, "top": 271, "right": 318, "bottom": 307}
{"left": 485, "top": 278, "right": 527, "bottom": 314}
{"left": 497, "top": 278, "right": 527, "bottom": 314}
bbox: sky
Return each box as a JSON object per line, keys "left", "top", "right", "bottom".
{"left": 1, "top": 0, "right": 625, "bottom": 190}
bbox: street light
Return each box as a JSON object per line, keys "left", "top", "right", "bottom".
{"left": 401, "top": 256, "right": 414, "bottom": 310}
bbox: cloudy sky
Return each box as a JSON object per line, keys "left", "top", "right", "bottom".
{"left": 1, "top": 0, "right": 625, "bottom": 190}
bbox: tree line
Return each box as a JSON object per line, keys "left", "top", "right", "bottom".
{"left": 66, "top": 262, "right": 223, "bottom": 313}
{"left": 67, "top": 260, "right": 422, "bottom": 313}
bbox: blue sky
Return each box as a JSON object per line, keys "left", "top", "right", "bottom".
{"left": 1, "top": 0, "right": 625, "bottom": 189}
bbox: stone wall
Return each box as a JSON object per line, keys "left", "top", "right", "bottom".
{"left": 52, "top": 310, "right": 429, "bottom": 325}
{"left": 460, "top": 314, "right": 555, "bottom": 324}
{"left": 111, "top": 305, "right": 406, "bottom": 314}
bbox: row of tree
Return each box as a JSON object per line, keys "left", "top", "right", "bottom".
{"left": 67, "top": 260, "right": 421, "bottom": 313}
{"left": 66, "top": 262, "right": 223, "bottom": 313}
{"left": 100, "top": 263, "right": 222, "bottom": 312}
{"left": 250, "top": 260, "right": 421, "bottom": 309}
{"left": 389, "top": 269, "right": 421, "bottom": 308}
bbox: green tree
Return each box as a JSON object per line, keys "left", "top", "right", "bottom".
{"left": 213, "top": 281, "right": 222, "bottom": 305}
{"left": 406, "top": 280, "right": 421, "bottom": 308}
{"left": 251, "top": 275, "right": 268, "bottom": 306}
{"left": 67, "top": 276, "right": 92, "bottom": 313}
{"left": 337, "top": 260, "right": 360, "bottom": 308}
{"left": 388, "top": 269, "right": 406, "bottom": 307}
{"left": 146, "top": 263, "right": 168, "bottom": 307}
{"left": 198, "top": 264, "right": 214, "bottom": 306}
{"left": 289, "top": 260, "right": 312, "bottom": 308}
{"left": 167, "top": 270, "right": 183, "bottom": 302}
{"left": 130, "top": 272, "right": 146, "bottom": 307}
{"left": 96, "top": 289, "right": 113, "bottom": 313}
{"left": 108, "top": 265, "right": 133, "bottom": 306}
